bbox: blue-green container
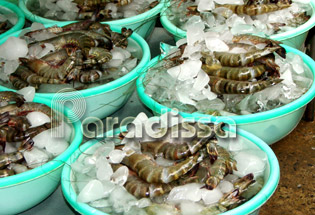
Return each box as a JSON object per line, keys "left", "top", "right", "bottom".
{"left": 0, "top": 21, "right": 151, "bottom": 120}
{"left": 19, "top": 0, "right": 167, "bottom": 38}
{"left": 0, "top": 0, "right": 25, "bottom": 40}
{"left": 61, "top": 126, "right": 280, "bottom": 215}
{"left": 0, "top": 97, "right": 83, "bottom": 215}
{"left": 136, "top": 45, "right": 315, "bottom": 145}
{"left": 160, "top": 0, "right": 315, "bottom": 50}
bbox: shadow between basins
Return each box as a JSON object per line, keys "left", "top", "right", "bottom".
{"left": 61, "top": 126, "right": 280, "bottom": 215}
{"left": 0, "top": 21, "right": 151, "bottom": 120}
{"left": 0, "top": 0, "right": 25, "bottom": 40}
{"left": 136, "top": 45, "right": 315, "bottom": 145}
{"left": 160, "top": 0, "right": 315, "bottom": 50}
{"left": 18, "top": 0, "right": 168, "bottom": 38}
{"left": 0, "top": 97, "right": 83, "bottom": 215}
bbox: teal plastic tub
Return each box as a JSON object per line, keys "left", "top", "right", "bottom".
{"left": 61, "top": 126, "right": 280, "bottom": 215}
{"left": 19, "top": 0, "right": 167, "bottom": 38}
{"left": 160, "top": 0, "right": 315, "bottom": 50}
{"left": 0, "top": 21, "right": 151, "bottom": 121}
{"left": 0, "top": 0, "right": 25, "bottom": 40}
{"left": 0, "top": 97, "right": 83, "bottom": 215}
{"left": 136, "top": 45, "right": 315, "bottom": 145}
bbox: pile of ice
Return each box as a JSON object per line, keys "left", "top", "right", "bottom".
{"left": 144, "top": 28, "right": 313, "bottom": 116}
{"left": 167, "top": 0, "right": 311, "bottom": 36}
{"left": 2, "top": 87, "right": 72, "bottom": 173}
{"left": 0, "top": 22, "right": 138, "bottom": 93}
{"left": 28, "top": 0, "right": 158, "bottom": 21}
{"left": 71, "top": 112, "right": 266, "bottom": 215}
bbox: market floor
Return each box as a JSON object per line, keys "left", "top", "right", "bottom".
{"left": 260, "top": 119, "right": 315, "bottom": 215}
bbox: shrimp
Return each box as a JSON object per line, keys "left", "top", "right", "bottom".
{"left": 84, "top": 47, "right": 112, "bottom": 64}
{"left": 24, "top": 20, "right": 95, "bottom": 38}
{"left": 0, "top": 91, "right": 25, "bottom": 107}
{"left": 245, "top": 0, "right": 292, "bottom": 5}
{"left": 203, "top": 65, "right": 267, "bottom": 81}
{"left": 205, "top": 142, "right": 237, "bottom": 189}
{"left": 0, "top": 152, "right": 24, "bottom": 169}
{"left": 232, "top": 34, "right": 286, "bottom": 58}
{"left": 11, "top": 66, "right": 63, "bottom": 85}
{"left": 78, "top": 69, "right": 103, "bottom": 83}
{"left": 201, "top": 174, "right": 256, "bottom": 214}
{"left": 213, "top": 46, "right": 281, "bottom": 67}
{"left": 112, "top": 164, "right": 185, "bottom": 198}
{"left": 217, "top": 2, "right": 291, "bottom": 16}
{"left": 29, "top": 33, "right": 96, "bottom": 52}
{"left": 209, "top": 76, "right": 282, "bottom": 94}
{"left": 0, "top": 169, "right": 15, "bottom": 178}
{"left": 122, "top": 151, "right": 203, "bottom": 184}
{"left": 19, "top": 56, "right": 76, "bottom": 80}
{"left": 140, "top": 137, "right": 211, "bottom": 161}
{"left": 9, "top": 75, "right": 31, "bottom": 90}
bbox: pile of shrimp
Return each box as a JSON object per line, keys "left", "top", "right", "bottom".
{"left": 6, "top": 21, "right": 136, "bottom": 91}
{"left": 0, "top": 91, "right": 66, "bottom": 178}
{"left": 144, "top": 32, "right": 312, "bottom": 116}
{"left": 167, "top": 0, "right": 310, "bottom": 35}
{"left": 71, "top": 122, "right": 264, "bottom": 215}
{"left": 28, "top": 0, "right": 159, "bottom": 21}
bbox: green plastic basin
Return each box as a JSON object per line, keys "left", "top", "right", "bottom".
{"left": 136, "top": 45, "right": 315, "bottom": 145}
{"left": 0, "top": 97, "right": 83, "bottom": 215}
{"left": 19, "top": 0, "right": 167, "bottom": 38}
{"left": 0, "top": 0, "right": 25, "bottom": 40}
{"left": 60, "top": 126, "right": 280, "bottom": 215}
{"left": 160, "top": 0, "right": 315, "bottom": 50}
{"left": 0, "top": 21, "right": 151, "bottom": 121}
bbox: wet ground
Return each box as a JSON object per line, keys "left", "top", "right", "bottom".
{"left": 260, "top": 120, "right": 315, "bottom": 215}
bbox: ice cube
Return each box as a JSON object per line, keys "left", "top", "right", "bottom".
{"left": 109, "top": 186, "right": 137, "bottom": 213}
{"left": 96, "top": 156, "right": 113, "bottom": 181}
{"left": 167, "top": 183, "right": 203, "bottom": 202}
{"left": 218, "top": 180, "right": 234, "bottom": 193}
{"left": 77, "top": 179, "right": 105, "bottom": 203}
{"left": 17, "top": 87, "right": 35, "bottom": 102}
{"left": 198, "top": 0, "right": 215, "bottom": 12}
{"left": 3, "top": 60, "right": 19, "bottom": 76}
{"left": 214, "top": 0, "right": 244, "bottom": 4}
{"left": 205, "top": 38, "right": 229, "bottom": 52}
{"left": 23, "top": 147, "right": 50, "bottom": 168}
{"left": 180, "top": 201, "right": 204, "bottom": 215}
{"left": 101, "top": 180, "right": 116, "bottom": 198}
{"left": 137, "top": 198, "right": 152, "bottom": 208}
{"left": 9, "top": 163, "right": 28, "bottom": 174}
{"left": 201, "top": 187, "right": 223, "bottom": 205}
{"left": 0, "top": 37, "right": 28, "bottom": 60}
{"left": 233, "top": 150, "right": 266, "bottom": 177}
{"left": 4, "top": 142, "right": 17, "bottom": 153}
{"left": 93, "top": 140, "right": 115, "bottom": 158}
{"left": 224, "top": 174, "right": 239, "bottom": 183}
{"left": 26, "top": 111, "right": 51, "bottom": 127}
{"left": 111, "top": 165, "right": 129, "bottom": 186}
{"left": 108, "top": 150, "right": 126, "bottom": 164}
{"left": 45, "top": 138, "right": 69, "bottom": 156}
